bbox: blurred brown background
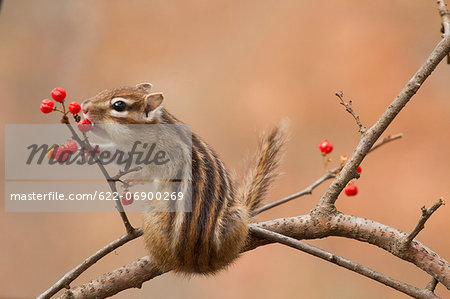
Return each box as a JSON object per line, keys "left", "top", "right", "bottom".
{"left": 1, "top": 0, "right": 449, "bottom": 298}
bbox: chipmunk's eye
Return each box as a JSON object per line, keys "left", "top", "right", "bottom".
{"left": 112, "top": 101, "right": 126, "bottom": 112}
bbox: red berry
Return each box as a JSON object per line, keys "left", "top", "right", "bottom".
{"left": 40, "top": 99, "right": 54, "bottom": 113}
{"left": 51, "top": 87, "right": 66, "bottom": 102}
{"left": 121, "top": 193, "right": 134, "bottom": 206}
{"left": 57, "top": 148, "right": 71, "bottom": 162}
{"left": 344, "top": 184, "right": 358, "bottom": 196}
{"left": 77, "top": 118, "right": 92, "bottom": 133}
{"left": 48, "top": 145, "right": 70, "bottom": 162}
{"left": 357, "top": 165, "right": 362, "bottom": 173}
{"left": 64, "top": 140, "right": 78, "bottom": 153}
{"left": 319, "top": 139, "right": 333, "bottom": 154}
{"left": 68, "top": 102, "right": 81, "bottom": 114}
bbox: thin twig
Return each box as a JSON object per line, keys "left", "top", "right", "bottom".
{"left": 81, "top": 136, "right": 133, "bottom": 231}
{"left": 109, "top": 166, "right": 143, "bottom": 182}
{"left": 38, "top": 228, "right": 143, "bottom": 299}
{"left": 64, "top": 123, "right": 135, "bottom": 234}
{"left": 252, "top": 170, "right": 336, "bottom": 216}
{"left": 335, "top": 91, "right": 367, "bottom": 134}
{"left": 426, "top": 278, "right": 439, "bottom": 292}
{"left": 249, "top": 226, "right": 440, "bottom": 299}
{"left": 403, "top": 198, "right": 445, "bottom": 247}
{"left": 438, "top": 0, "right": 450, "bottom": 62}
{"left": 253, "top": 133, "right": 403, "bottom": 216}
{"left": 439, "top": 0, "right": 450, "bottom": 35}
{"left": 368, "top": 133, "right": 403, "bottom": 153}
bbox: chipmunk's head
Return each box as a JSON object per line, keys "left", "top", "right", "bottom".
{"left": 81, "top": 83, "right": 165, "bottom": 144}
{"left": 81, "top": 83, "right": 164, "bottom": 126}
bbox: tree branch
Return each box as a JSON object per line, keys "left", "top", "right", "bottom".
{"left": 109, "top": 166, "right": 142, "bottom": 182}
{"left": 439, "top": 0, "right": 450, "bottom": 35}
{"left": 39, "top": 146, "right": 143, "bottom": 298}
{"left": 252, "top": 170, "right": 336, "bottom": 216}
{"left": 247, "top": 215, "right": 450, "bottom": 289}
{"left": 58, "top": 211, "right": 449, "bottom": 298}
{"left": 64, "top": 123, "right": 135, "bottom": 234}
{"left": 402, "top": 198, "right": 445, "bottom": 247}
{"left": 58, "top": 256, "right": 165, "bottom": 299}
{"left": 426, "top": 278, "right": 439, "bottom": 292}
{"left": 438, "top": 0, "right": 450, "bottom": 62}
{"left": 38, "top": 228, "right": 143, "bottom": 299}
{"left": 335, "top": 91, "right": 367, "bottom": 134}
{"left": 249, "top": 226, "right": 439, "bottom": 299}
{"left": 316, "top": 30, "right": 450, "bottom": 211}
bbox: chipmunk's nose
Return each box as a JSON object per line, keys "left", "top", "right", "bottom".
{"left": 81, "top": 100, "right": 90, "bottom": 114}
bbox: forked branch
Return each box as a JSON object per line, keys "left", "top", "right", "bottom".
{"left": 316, "top": 25, "right": 450, "bottom": 211}
{"left": 403, "top": 198, "right": 445, "bottom": 247}
{"left": 64, "top": 122, "right": 136, "bottom": 234}
{"left": 38, "top": 229, "right": 143, "bottom": 299}
{"left": 335, "top": 91, "right": 367, "bottom": 134}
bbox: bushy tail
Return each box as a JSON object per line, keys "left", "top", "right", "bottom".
{"left": 239, "top": 120, "right": 289, "bottom": 214}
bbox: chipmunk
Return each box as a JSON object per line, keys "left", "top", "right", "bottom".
{"left": 81, "top": 83, "right": 287, "bottom": 274}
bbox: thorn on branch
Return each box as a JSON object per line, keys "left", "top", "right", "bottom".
{"left": 111, "top": 166, "right": 142, "bottom": 181}
{"left": 403, "top": 198, "right": 445, "bottom": 247}
{"left": 335, "top": 91, "right": 367, "bottom": 134}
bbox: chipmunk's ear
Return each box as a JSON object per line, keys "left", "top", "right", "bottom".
{"left": 136, "top": 82, "right": 153, "bottom": 93}
{"left": 144, "top": 92, "right": 164, "bottom": 117}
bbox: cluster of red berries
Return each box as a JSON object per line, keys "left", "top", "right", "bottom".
{"left": 318, "top": 138, "right": 362, "bottom": 197}
{"left": 40, "top": 87, "right": 92, "bottom": 133}
{"left": 46, "top": 140, "right": 78, "bottom": 162}
{"left": 41, "top": 87, "right": 133, "bottom": 209}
